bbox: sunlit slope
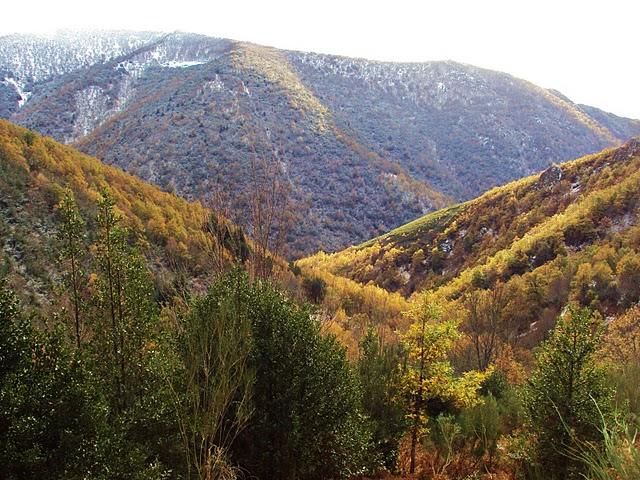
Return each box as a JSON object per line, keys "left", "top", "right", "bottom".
{"left": 300, "top": 137, "right": 640, "bottom": 300}
{"left": 0, "top": 120, "right": 235, "bottom": 304}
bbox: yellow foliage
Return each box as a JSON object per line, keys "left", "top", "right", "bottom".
{"left": 0, "top": 119, "right": 234, "bottom": 278}
{"left": 401, "top": 294, "right": 491, "bottom": 435}
{"left": 601, "top": 306, "right": 640, "bottom": 364}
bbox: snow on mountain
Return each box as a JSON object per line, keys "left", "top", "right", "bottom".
{"left": 0, "top": 30, "right": 164, "bottom": 83}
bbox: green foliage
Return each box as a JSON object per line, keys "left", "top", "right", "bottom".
{"left": 568, "top": 412, "right": 640, "bottom": 480}
{"left": 92, "top": 188, "right": 160, "bottom": 409}
{"left": 525, "top": 306, "right": 613, "bottom": 479}
{"left": 171, "top": 270, "right": 254, "bottom": 479}
{"left": 235, "top": 277, "right": 373, "bottom": 479}
{"left": 55, "top": 188, "right": 87, "bottom": 348}
{"left": 0, "top": 283, "right": 105, "bottom": 479}
{"left": 357, "top": 328, "right": 407, "bottom": 471}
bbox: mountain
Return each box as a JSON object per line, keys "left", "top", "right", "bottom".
{"left": 0, "top": 119, "right": 251, "bottom": 306}
{"left": 2, "top": 31, "right": 639, "bottom": 257}
{"left": 299, "top": 138, "right": 640, "bottom": 343}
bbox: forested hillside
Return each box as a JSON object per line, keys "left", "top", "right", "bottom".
{"left": 293, "top": 140, "right": 640, "bottom": 478}
{"left": 2, "top": 31, "right": 639, "bottom": 255}
{"left": 1, "top": 29, "right": 640, "bottom": 480}
{"left": 300, "top": 137, "right": 640, "bottom": 344}
{"left": 1, "top": 121, "right": 639, "bottom": 480}
{"left": 0, "top": 119, "right": 255, "bottom": 306}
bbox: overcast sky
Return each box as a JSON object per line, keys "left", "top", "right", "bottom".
{"left": 1, "top": 0, "right": 638, "bottom": 118}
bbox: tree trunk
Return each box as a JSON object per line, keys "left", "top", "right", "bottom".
{"left": 410, "top": 406, "right": 419, "bottom": 473}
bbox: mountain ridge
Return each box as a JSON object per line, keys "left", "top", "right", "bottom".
{"left": 2, "top": 30, "right": 639, "bottom": 256}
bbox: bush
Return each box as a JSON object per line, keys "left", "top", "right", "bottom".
{"left": 233, "top": 275, "right": 373, "bottom": 479}
{"left": 0, "top": 285, "right": 106, "bottom": 479}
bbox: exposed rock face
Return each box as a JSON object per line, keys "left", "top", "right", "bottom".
{"left": 539, "top": 164, "right": 563, "bottom": 187}
{"left": 613, "top": 137, "right": 640, "bottom": 162}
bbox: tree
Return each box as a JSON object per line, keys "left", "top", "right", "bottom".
{"left": 616, "top": 252, "right": 640, "bottom": 306}
{"left": 235, "top": 278, "right": 372, "bottom": 479}
{"left": 93, "top": 188, "right": 158, "bottom": 410}
{"left": 0, "top": 283, "right": 105, "bottom": 479}
{"left": 171, "top": 271, "right": 254, "bottom": 479}
{"left": 401, "top": 294, "right": 490, "bottom": 474}
{"left": 203, "top": 212, "right": 251, "bottom": 272}
{"left": 601, "top": 306, "right": 640, "bottom": 416}
{"left": 464, "top": 282, "right": 512, "bottom": 371}
{"left": 525, "top": 306, "right": 612, "bottom": 479}
{"left": 55, "top": 188, "right": 87, "bottom": 348}
{"left": 357, "top": 327, "right": 406, "bottom": 471}
{"left": 302, "top": 275, "right": 327, "bottom": 304}
{"left": 247, "top": 149, "right": 294, "bottom": 278}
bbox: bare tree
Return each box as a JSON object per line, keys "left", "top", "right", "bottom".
{"left": 247, "top": 145, "right": 294, "bottom": 278}
{"left": 464, "top": 283, "right": 512, "bottom": 371}
{"left": 199, "top": 80, "right": 296, "bottom": 280}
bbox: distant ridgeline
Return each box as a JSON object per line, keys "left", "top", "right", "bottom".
{"left": 2, "top": 31, "right": 639, "bottom": 256}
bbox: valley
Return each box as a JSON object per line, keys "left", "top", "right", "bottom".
{"left": 1, "top": 26, "right": 639, "bottom": 480}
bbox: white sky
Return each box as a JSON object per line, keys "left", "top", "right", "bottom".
{"left": 1, "top": 0, "right": 639, "bottom": 119}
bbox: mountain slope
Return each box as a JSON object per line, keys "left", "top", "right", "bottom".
{"left": 299, "top": 138, "right": 640, "bottom": 347}
{"left": 2, "top": 31, "right": 639, "bottom": 256}
{"left": 0, "top": 119, "right": 245, "bottom": 305}
{"left": 300, "top": 139, "right": 640, "bottom": 295}
{"left": 288, "top": 53, "right": 640, "bottom": 198}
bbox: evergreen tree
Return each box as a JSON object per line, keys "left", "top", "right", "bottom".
{"left": 0, "top": 283, "right": 105, "bottom": 479}
{"left": 235, "top": 277, "right": 372, "bottom": 480}
{"left": 525, "top": 306, "right": 612, "bottom": 479}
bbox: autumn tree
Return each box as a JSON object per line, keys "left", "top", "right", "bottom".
{"left": 401, "top": 294, "right": 491, "bottom": 474}
{"left": 601, "top": 306, "right": 640, "bottom": 416}
{"left": 616, "top": 252, "right": 640, "bottom": 306}
{"left": 464, "top": 282, "right": 513, "bottom": 371}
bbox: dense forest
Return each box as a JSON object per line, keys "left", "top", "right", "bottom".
{"left": 1, "top": 121, "right": 640, "bottom": 480}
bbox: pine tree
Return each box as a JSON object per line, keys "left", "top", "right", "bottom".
{"left": 525, "top": 306, "right": 612, "bottom": 479}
